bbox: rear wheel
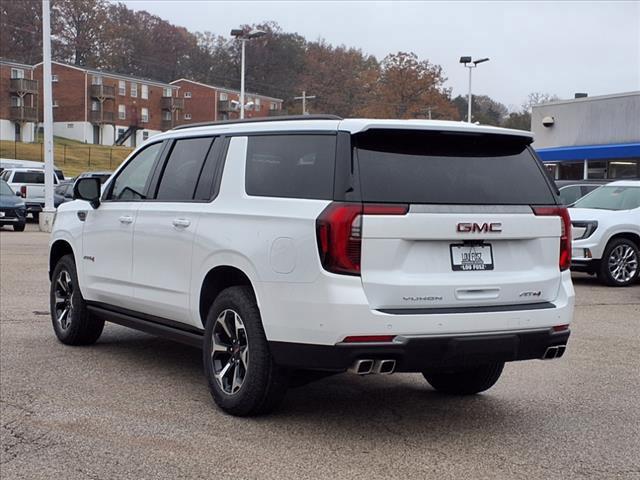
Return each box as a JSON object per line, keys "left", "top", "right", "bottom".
{"left": 50, "top": 254, "right": 104, "bottom": 345}
{"left": 423, "top": 362, "right": 504, "bottom": 395}
{"left": 597, "top": 238, "right": 639, "bottom": 287}
{"left": 203, "top": 286, "right": 288, "bottom": 416}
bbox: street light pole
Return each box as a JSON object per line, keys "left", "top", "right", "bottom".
{"left": 231, "top": 28, "right": 266, "bottom": 120}
{"left": 40, "top": 0, "right": 55, "bottom": 232}
{"left": 467, "top": 65, "right": 472, "bottom": 124}
{"left": 459, "top": 56, "right": 489, "bottom": 123}
{"left": 240, "top": 38, "right": 246, "bottom": 119}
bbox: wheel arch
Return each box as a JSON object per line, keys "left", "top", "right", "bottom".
{"left": 198, "top": 265, "right": 257, "bottom": 328}
{"left": 49, "top": 239, "right": 75, "bottom": 280}
{"left": 606, "top": 231, "right": 640, "bottom": 249}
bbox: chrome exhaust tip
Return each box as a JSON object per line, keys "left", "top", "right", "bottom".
{"left": 543, "top": 345, "right": 567, "bottom": 360}
{"left": 374, "top": 359, "right": 396, "bottom": 375}
{"left": 349, "top": 359, "right": 374, "bottom": 375}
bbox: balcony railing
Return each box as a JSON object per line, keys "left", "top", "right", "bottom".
{"left": 90, "top": 110, "right": 115, "bottom": 124}
{"left": 90, "top": 84, "right": 116, "bottom": 99}
{"left": 161, "top": 119, "right": 174, "bottom": 130}
{"left": 10, "top": 78, "right": 39, "bottom": 94}
{"left": 218, "top": 100, "right": 232, "bottom": 112}
{"left": 9, "top": 106, "right": 38, "bottom": 122}
{"left": 161, "top": 97, "right": 184, "bottom": 110}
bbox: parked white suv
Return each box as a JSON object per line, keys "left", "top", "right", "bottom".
{"left": 0, "top": 167, "right": 63, "bottom": 220}
{"left": 49, "top": 116, "right": 575, "bottom": 416}
{"left": 569, "top": 180, "right": 640, "bottom": 286}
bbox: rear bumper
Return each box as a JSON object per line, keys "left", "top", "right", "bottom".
{"left": 269, "top": 328, "right": 571, "bottom": 372}
{"left": 571, "top": 258, "right": 599, "bottom": 273}
{"left": 25, "top": 202, "right": 43, "bottom": 214}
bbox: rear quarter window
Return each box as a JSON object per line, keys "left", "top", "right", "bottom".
{"left": 245, "top": 134, "right": 336, "bottom": 200}
{"left": 355, "top": 129, "right": 556, "bottom": 205}
{"left": 13, "top": 171, "right": 45, "bottom": 184}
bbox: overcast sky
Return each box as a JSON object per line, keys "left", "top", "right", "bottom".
{"left": 118, "top": 0, "right": 639, "bottom": 109}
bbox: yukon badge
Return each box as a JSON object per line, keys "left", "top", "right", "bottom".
{"left": 457, "top": 222, "right": 502, "bottom": 233}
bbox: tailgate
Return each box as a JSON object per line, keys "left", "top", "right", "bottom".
{"left": 360, "top": 206, "right": 561, "bottom": 310}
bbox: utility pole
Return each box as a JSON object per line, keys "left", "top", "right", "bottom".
{"left": 40, "top": 0, "right": 55, "bottom": 232}
{"left": 293, "top": 91, "right": 316, "bottom": 115}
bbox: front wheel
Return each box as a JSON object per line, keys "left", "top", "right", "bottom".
{"left": 423, "top": 362, "right": 504, "bottom": 395}
{"left": 598, "top": 238, "right": 639, "bottom": 287}
{"left": 50, "top": 254, "right": 104, "bottom": 345}
{"left": 13, "top": 222, "right": 25, "bottom": 232}
{"left": 203, "top": 286, "right": 288, "bottom": 416}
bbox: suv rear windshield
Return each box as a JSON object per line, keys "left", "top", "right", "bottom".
{"left": 354, "top": 129, "right": 556, "bottom": 205}
{"left": 13, "top": 171, "right": 45, "bottom": 184}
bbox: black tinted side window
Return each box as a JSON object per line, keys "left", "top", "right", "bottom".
{"left": 108, "top": 142, "right": 163, "bottom": 201}
{"left": 245, "top": 135, "right": 336, "bottom": 200}
{"left": 155, "top": 137, "right": 213, "bottom": 201}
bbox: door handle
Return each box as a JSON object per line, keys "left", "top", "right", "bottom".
{"left": 119, "top": 215, "right": 134, "bottom": 224}
{"left": 172, "top": 218, "right": 191, "bottom": 228}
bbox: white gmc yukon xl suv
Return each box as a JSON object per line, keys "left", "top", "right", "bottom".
{"left": 49, "top": 116, "right": 574, "bottom": 416}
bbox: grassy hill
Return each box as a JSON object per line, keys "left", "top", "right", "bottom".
{"left": 0, "top": 137, "right": 133, "bottom": 177}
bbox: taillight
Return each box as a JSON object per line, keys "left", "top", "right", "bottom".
{"left": 316, "top": 202, "right": 408, "bottom": 276}
{"left": 20, "top": 186, "right": 26, "bottom": 198}
{"left": 533, "top": 206, "right": 572, "bottom": 271}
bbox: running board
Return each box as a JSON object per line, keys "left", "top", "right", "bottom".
{"left": 87, "top": 304, "right": 204, "bottom": 348}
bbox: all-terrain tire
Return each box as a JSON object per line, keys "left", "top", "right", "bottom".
{"left": 203, "top": 286, "right": 288, "bottom": 416}
{"left": 50, "top": 254, "right": 104, "bottom": 345}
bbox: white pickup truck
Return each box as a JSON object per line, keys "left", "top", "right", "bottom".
{"left": 0, "top": 168, "right": 63, "bottom": 220}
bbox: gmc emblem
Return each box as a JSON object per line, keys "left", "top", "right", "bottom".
{"left": 457, "top": 222, "right": 503, "bottom": 233}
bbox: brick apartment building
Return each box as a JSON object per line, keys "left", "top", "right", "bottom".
{"left": 171, "top": 79, "right": 283, "bottom": 124}
{"left": 31, "top": 61, "right": 182, "bottom": 147}
{"left": 0, "top": 59, "right": 284, "bottom": 148}
{"left": 0, "top": 59, "right": 38, "bottom": 143}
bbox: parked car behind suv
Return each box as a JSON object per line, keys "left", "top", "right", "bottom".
{"left": 49, "top": 116, "right": 575, "bottom": 416}
{"left": 0, "top": 179, "right": 26, "bottom": 231}
{"left": 555, "top": 179, "right": 610, "bottom": 205}
{"left": 0, "top": 167, "right": 62, "bottom": 220}
{"left": 569, "top": 180, "right": 640, "bottom": 286}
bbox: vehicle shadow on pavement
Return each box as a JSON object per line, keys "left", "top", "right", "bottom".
{"left": 89, "top": 326, "right": 528, "bottom": 435}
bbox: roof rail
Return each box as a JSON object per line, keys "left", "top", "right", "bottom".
{"left": 172, "top": 114, "right": 343, "bottom": 130}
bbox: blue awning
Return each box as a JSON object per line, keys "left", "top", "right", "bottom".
{"left": 535, "top": 142, "right": 640, "bottom": 162}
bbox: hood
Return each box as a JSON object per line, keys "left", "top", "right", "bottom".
{"left": 569, "top": 207, "right": 627, "bottom": 222}
{"left": 0, "top": 193, "right": 26, "bottom": 208}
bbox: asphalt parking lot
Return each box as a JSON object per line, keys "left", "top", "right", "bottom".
{"left": 1, "top": 224, "right": 639, "bottom": 479}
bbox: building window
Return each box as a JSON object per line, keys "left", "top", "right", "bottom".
{"left": 91, "top": 75, "right": 102, "bottom": 85}
{"left": 141, "top": 84, "right": 148, "bottom": 99}
{"left": 91, "top": 100, "right": 99, "bottom": 111}
{"left": 219, "top": 92, "right": 228, "bottom": 101}
{"left": 162, "top": 110, "right": 172, "bottom": 121}
{"left": 117, "top": 128, "right": 125, "bottom": 138}
{"left": 163, "top": 87, "right": 172, "bottom": 97}
{"left": 270, "top": 102, "right": 278, "bottom": 110}
{"left": 255, "top": 98, "right": 261, "bottom": 111}
{"left": 52, "top": 100, "right": 59, "bottom": 108}
{"left": 184, "top": 113, "right": 192, "bottom": 120}
{"left": 118, "top": 104, "right": 126, "bottom": 120}
{"left": 130, "top": 82, "right": 138, "bottom": 97}
{"left": 184, "top": 91, "right": 192, "bottom": 98}
{"left": 52, "top": 74, "right": 59, "bottom": 82}
{"left": 67, "top": 124, "right": 74, "bottom": 129}
{"left": 118, "top": 80, "right": 126, "bottom": 96}
{"left": 10, "top": 96, "right": 22, "bottom": 107}
{"left": 11, "top": 68, "right": 25, "bottom": 79}
{"left": 141, "top": 107, "right": 149, "bottom": 123}
{"left": 142, "top": 131, "right": 149, "bottom": 141}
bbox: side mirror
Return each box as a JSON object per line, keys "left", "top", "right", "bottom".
{"left": 74, "top": 177, "right": 101, "bottom": 209}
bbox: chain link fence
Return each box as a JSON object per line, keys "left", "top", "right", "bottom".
{"left": 0, "top": 140, "right": 133, "bottom": 176}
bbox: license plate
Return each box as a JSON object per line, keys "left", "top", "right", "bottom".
{"left": 450, "top": 243, "right": 494, "bottom": 271}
